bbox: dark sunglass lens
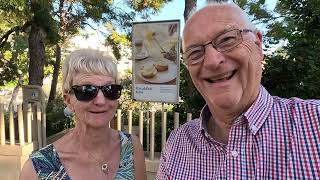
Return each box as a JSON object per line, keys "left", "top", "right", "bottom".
{"left": 102, "top": 84, "right": 122, "bottom": 100}
{"left": 73, "top": 85, "right": 98, "bottom": 101}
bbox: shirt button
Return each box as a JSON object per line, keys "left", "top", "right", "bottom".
{"left": 231, "top": 150, "right": 239, "bottom": 157}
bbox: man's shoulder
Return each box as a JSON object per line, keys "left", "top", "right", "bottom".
{"left": 273, "top": 96, "right": 320, "bottom": 108}
{"left": 167, "top": 118, "right": 201, "bottom": 142}
{"left": 271, "top": 96, "right": 320, "bottom": 120}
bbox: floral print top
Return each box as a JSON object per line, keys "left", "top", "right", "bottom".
{"left": 30, "top": 131, "right": 134, "bottom": 180}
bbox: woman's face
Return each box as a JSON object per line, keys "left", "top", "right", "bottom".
{"left": 64, "top": 73, "right": 119, "bottom": 128}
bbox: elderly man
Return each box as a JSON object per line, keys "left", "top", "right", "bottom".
{"left": 156, "top": 2, "right": 320, "bottom": 179}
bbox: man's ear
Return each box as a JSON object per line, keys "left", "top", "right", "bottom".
{"left": 255, "top": 31, "right": 263, "bottom": 49}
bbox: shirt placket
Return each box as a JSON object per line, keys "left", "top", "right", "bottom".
{"left": 225, "top": 119, "right": 253, "bottom": 179}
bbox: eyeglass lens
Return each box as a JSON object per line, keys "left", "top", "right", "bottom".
{"left": 71, "top": 84, "right": 122, "bottom": 101}
{"left": 183, "top": 29, "right": 245, "bottom": 65}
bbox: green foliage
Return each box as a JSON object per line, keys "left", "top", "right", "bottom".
{"left": 106, "top": 31, "right": 131, "bottom": 60}
{"left": 129, "top": 0, "right": 172, "bottom": 13}
{"left": 173, "top": 62, "right": 205, "bottom": 118}
{"left": 262, "top": 0, "right": 320, "bottom": 99}
{"left": 46, "top": 93, "right": 74, "bottom": 137}
{"left": 31, "top": 0, "right": 59, "bottom": 44}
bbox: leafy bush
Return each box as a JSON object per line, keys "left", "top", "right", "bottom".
{"left": 46, "top": 93, "right": 73, "bottom": 137}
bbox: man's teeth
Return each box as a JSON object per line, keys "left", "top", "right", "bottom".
{"left": 209, "top": 72, "right": 233, "bottom": 83}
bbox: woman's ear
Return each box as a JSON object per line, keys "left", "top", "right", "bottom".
{"left": 64, "top": 93, "right": 74, "bottom": 112}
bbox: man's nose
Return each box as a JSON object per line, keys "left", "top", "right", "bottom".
{"left": 202, "top": 45, "right": 225, "bottom": 68}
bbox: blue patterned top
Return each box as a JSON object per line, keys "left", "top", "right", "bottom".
{"left": 31, "top": 131, "right": 134, "bottom": 180}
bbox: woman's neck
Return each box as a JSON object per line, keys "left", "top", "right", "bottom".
{"left": 71, "top": 123, "right": 113, "bottom": 153}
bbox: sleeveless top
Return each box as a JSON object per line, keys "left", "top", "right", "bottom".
{"left": 30, "top": 131, "right": 135, "bottom": 180}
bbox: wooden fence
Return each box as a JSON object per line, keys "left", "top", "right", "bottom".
{"left": 0, "top": 103, "right": 46, "bottom": 149}
{"left": 0, "top": 103, "right": 193, "bottom": 179}
{"left": 115, "top": 109, "right": 193, "bottom": 160}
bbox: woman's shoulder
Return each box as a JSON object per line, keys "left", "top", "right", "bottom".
{"left": 30, "top": 143, "right": 54, "bottom": 162}
{"left": 29, "top": 144, "right": 69, "bottom": 179}
{"left": 20, "top": 159, "right": 38, "bottom": 180}
{"left": 117, "top": 131, "right": 146, "bottom": 180}
{"left": 20, "top": 144, "right": 59, "bottom": 180}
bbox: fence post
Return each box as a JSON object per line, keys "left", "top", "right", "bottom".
{"left": 150, "top": 110, "right": 155, "bottom": 160}
{"left": 9, "top": 105, "right": 15, "bottom": 145}
{"left": 18, "top": 104, "right": 25, "bottom": 146}
{"left": 37, "top": 103, "right": 43, "bottom": 149}
{"left": 27, "top": 104, "right": 32, "bottom": 143}
{"left": 117, "top": 109, "right": 121, "bottom": 131}
{"left": 146, "top": 111, "right": 150, "bottom": 152}
{"left": 187, "top": 113, "right": 192, "bottom": 121}
{"left": 128, "top": 110, "right": 132, "bottom": 134}
{"left": 174, "top": 112, "right": 179, "bottom": 129}
{"left": 139, "top": 111, "right": 143, "bottom": 144}
{"left": 161, "top": 111, "right": 167, "bottom": 149}
{"left": 42, "top": 106, "right": 46, "bottom": 146}
{"left": 32, "top": 104, "right": 37, "bottom": 142}
{"left": 0, "top": 104, "right": 5, "bottom": 145}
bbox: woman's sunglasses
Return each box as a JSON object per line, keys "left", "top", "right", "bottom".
{"left": 70, "top": 84, "right": 122, "bottom": 101}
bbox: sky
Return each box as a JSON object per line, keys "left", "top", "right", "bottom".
{"left": 70, "top": 0, "right": 278, "bottom": 71}
{"left": 71, "top": 0, "right": 278, "bottom": 48}
{"left": 137, "top": 0, "right": 277, "bottom": 30}
{"left": 135, "top": 0, "right": 207, "bottom": 32}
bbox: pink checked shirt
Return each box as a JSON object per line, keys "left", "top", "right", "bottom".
{"left": 156, "top": 86, "right": 320, "bottom": 179}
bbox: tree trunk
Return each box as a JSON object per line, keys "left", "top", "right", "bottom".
{"left": 28, "top": 23, "right": 46, "bottom": 86}
{"left": 184, "top": 0, "right": 197, "bottom": 22}
{"left": 48, "top": 44, "right": 61, "bottom": 105}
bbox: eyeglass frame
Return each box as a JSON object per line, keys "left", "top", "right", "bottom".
{"left": 182, "top": 29, "right": 254, "bottom": 65}
{"left": 69, "top": 84, "right": 123, "bottom": 102}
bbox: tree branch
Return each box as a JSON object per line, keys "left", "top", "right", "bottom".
{"left": 0, "top": 21, "right": 32, "bottom": 49}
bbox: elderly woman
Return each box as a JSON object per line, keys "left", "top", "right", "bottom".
{"left": 20, "top": 49, "right": 146, "bottom": 180}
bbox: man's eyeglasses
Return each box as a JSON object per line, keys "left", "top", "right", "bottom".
{"left": 182, "top": 29, "right": 253, "bottom": 65}
{"left": 70, "top": 84, "right": 122, "bottom": 102}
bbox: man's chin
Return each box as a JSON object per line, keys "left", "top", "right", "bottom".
{"left": 208, "top": 96, "right": 241, "bottom": 110}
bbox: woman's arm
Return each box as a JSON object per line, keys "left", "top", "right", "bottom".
{"left": 20, "top": 159, "right": 38, "bottom": 180}
{"left": 132, "top": 135, "right": 147, "bottom": 180}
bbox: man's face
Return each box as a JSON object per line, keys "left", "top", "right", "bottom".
{"left": 183, "top": 4, "right": 264, "bottom": 113}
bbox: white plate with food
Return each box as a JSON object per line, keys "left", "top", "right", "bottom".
{"left": 135, "top": 51, "right": 149, "bottom": 60}
{"left": 135, "top": 58, "right": 178, "bottom": 84}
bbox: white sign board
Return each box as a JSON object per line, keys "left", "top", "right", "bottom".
{"left": 132, "top": 20, "right": 180, "bottom": 103}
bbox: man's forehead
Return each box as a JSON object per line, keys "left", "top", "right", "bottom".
{"left": 188, "top": 5, "right": 246, "bottom": 26}
{"left": 182, "top": 4, "right": 248, "bottom": 45}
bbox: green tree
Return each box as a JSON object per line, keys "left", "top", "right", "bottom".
{"left": 262, "top": 0, "right": 320, "bottom": 99}
{"left": 0, "top": 0, "right": 59, "bottom": 87}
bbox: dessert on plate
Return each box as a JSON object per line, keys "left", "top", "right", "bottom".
{"left": 140, "top": 64, "right": 157, "bottom": 78}
{"left": 154, "top": 60, "right": 169, "bottom": 72}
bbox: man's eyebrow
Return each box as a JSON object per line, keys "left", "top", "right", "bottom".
{"left": 224, "top": 24, "right": 237, "bottom": 31}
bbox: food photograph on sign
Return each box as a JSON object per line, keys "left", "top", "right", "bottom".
{"left": 132, "top": 20, "right": 180, "bottom": 103}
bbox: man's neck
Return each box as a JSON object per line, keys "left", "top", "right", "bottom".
{"left": 206, "top": 115, "right": 233, "bottom": 144}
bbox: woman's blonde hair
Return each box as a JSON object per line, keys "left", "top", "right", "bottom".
{"left": 62, "top": 49, "right": 118, "bottom": 93}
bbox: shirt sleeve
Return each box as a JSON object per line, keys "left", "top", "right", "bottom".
{"left": 156, "top": 148, "right": 169, "bottom": 180}
{"left": 156, "top": 129, "right": 178, "bottom": 180}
